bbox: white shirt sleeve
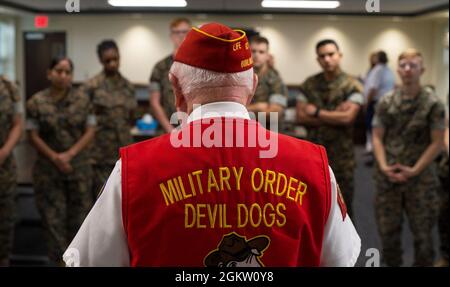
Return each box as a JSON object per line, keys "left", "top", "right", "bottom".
{"left": 367, "top": 65, "right": 382, "bottom": 90}
{"left": 63, "top": 160, "right": 130, "bottom": 267}
{"left": 320, "top": 167, "right": 361, "bottom": 267}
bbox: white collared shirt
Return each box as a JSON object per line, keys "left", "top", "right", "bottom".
{"left": 187, "top": 101, "right": 251, "bottom": 123}
{"left": 63, "top": 102, "right": 361, "bottom": 267}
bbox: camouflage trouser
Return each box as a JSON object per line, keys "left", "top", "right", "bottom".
{"left": 438, "top": 154, "right": 449, "bottom": 260}
{"left": 438, "top": 176, "right": 449, "bottom": 260}
{"left": 374, "top": 174, "right": 439, "bottom": 266}
{"left": 0, "top": 158, "right": 17, "bottom": 262}
{"left": 33, "top": 163, "right": 93, "bottom": 264}
{"left": 92, "top": 164, "right": 115, "bottom": 201}
{"left": 333, "top": 168, "right": 354, "bottom": 219}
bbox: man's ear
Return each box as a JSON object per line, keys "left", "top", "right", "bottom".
{"left": 169, "top": 73, "right": 187, "bottom": 113}
{"left": 421, "top": 67, "right": 426, "bottom": 75}
{"left": 247, "top": 73, "right": 258, "bottom": 106}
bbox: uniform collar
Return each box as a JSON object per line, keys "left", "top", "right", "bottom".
{"left": 187, "top": 101, "right": 251, "bottom": 123}
{"left": 254, "top": 65, "right": 269, "bottom": 76}
{"left": 322, "top": 68, "right": 344, "bottom": 83}
{"left": 44, "top": 87, "right": 71, "bottom": 103}
{"left": 100, "top": 71, "right": 124, "bottom": 82}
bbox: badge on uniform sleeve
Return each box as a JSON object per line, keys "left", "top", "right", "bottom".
{"left": 337, "top": 184, "right": 347, "bottom": 221}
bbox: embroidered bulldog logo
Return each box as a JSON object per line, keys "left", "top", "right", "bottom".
{"left": 204, "top": 232, "right": 270, "bottom": 267}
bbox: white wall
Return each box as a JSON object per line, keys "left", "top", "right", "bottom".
{"left": 430, "top": 19, "right": 449, "bottom": 102}
{"left": 17, "top": 13, "right": 447, "bottom": 95}
{"left": 6, "top": 12, "right": 449, "bottom": 183}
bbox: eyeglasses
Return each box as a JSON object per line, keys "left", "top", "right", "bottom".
{"left": 399, "top": 62, "right": 419, "bottom": 70}
{"left": 171, "top": 29, "right": 190, "bottom": 35}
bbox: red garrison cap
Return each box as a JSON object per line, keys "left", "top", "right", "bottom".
{"left": 174, "top": 22, "right": 253, "bottom": 73}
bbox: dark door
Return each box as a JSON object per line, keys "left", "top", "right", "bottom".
{"left": 23, "top": 31, "right": 66, "bottom": 100}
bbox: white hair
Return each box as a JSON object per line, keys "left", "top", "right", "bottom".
{"left": 169, "top": 61, "right": 254, "bottom": 99}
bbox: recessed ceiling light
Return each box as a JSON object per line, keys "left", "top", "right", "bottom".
{"left": 261, "top": 1, "right": 340, "bottom": 9}
{"left": 108, "top": 0, "right": 187, "bottom": 7}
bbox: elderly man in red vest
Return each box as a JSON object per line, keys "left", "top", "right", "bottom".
{"left": 63, "top": 22, "right": 360, "bottom": 267}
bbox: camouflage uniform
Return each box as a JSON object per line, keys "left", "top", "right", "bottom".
{"left": 0, "top": 76, "right": 21, "bottom": 262}
{"left": 297, "top": 71, "right": 364, "bottom": 218}
{"left": 437, "top": 101, "right": 449, "bottom": 262}
{"left": 81, "top": 72, "right": 137, "bottom": 198}
{"left": 149, "top": 55, "right": 176, "bottom": 130}
{"left": 26, "top": 87, "right": 95, "bottom": 263}
{"left": 372, "top": 87, "right": 446, "bottom": 266}
{"left": 437, "top": 152, "right": 449, "bottom": 261}
{"left": 252, "top": 67, "right": 288, "bottom": 131}
{"left": 253, "top": 66, "right": 288, "bottom": 107}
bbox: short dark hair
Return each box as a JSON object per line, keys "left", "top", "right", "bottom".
{"left": 49, "top": 56, "right": 74, "bottom": 71}
{"left": 377, "top": 50, "right": 388, "bottom": 64}
{"left": 97, "top": 40, "right": 119, "bottom": 59}
{"left": 316, "top": 39, "right": 339, "bottom": 52}
{"left": 250, "top": 36, "right": 269, "bottom": 46}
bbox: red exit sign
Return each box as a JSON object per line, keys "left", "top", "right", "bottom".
{"left": 34, "top": 15, "right": 49, "bottom": 29}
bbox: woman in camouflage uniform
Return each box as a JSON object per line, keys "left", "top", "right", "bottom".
{"left": 0, "top": 75, "right": 23, "bottom": 266}
{"left": 26, "top": 57, "right": 96, "bottom": 265}
{"left": 81, "top": 40, "right": 137, "bottom": 200}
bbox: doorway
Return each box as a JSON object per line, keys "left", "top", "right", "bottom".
{"left": 23, "top": 31, "right": 66, "bottom": 100}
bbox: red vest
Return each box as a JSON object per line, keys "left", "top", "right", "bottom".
{"left": 120, "top": 118, "right": 331, "bottom": 266}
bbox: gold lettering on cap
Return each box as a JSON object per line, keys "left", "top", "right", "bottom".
{"left": 241, "top": 57, "right": 253, "bottom": 68}
{"left": 233, "top": 42, "right": 242, "bottom": 51}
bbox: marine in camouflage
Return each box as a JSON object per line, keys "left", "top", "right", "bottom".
{"left": 26, "top": 87, "right": 95, "bottom": 263}
{"left": 372, "top": 87, "right": 446, "bottom": 266}
{"left": 0, "top": 76, "right": 21, "bottom": 263}
{"left": 149, "top": 55, "right": 176, "bottom": 127}
{"left": 298, "top": 71, "right": 364, "bottom": 218}
{"left": 80, "top": 72, "right": 137, "bottom": 197}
